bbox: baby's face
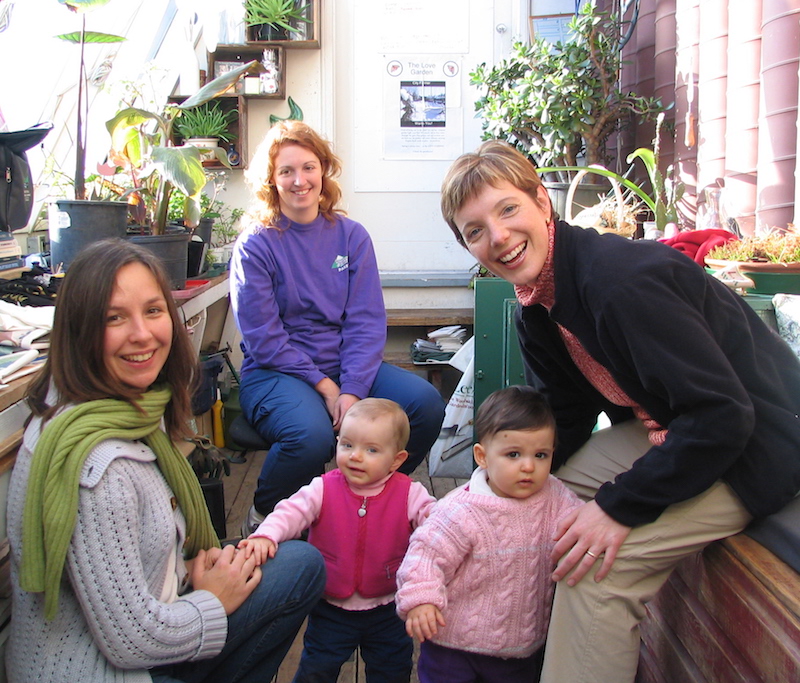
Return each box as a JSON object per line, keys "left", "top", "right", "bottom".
{"left": 474, "top": 427, "right": 555, "bottom": 499}
{"left": 335, "top": 416, "right": 405, "bottom": 487}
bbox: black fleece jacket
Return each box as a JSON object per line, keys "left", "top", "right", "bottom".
{"left": 515, "top": 221, "right": 800, "bottom": 527}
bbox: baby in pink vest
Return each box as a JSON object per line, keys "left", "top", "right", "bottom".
{"left": 239, "top": 398, "right": 435, "bottom": 682}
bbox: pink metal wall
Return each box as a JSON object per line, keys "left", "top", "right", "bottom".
{"left": 757, "top": 0, "right": 800, "bottom": 231}
{"left": 725, "top": 0, "right": 762, "bottom": 235}
{"left": 607, "top": 0, "right": 800, "bottom": 229}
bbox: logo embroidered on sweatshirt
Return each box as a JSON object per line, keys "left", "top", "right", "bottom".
{"left": 331, "top": 255, "right": 348, "bottom": 271}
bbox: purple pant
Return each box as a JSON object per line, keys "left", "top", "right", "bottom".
{"left": 417, "top": 640, "right": 544, "bottom": 683}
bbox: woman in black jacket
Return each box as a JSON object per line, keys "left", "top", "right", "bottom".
{"left": 440, "top": 141, "right": 800, "bottom": 683}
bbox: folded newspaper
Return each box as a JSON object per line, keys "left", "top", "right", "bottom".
{"left": 410, "top": 325, "right": 468, "bottom": 363}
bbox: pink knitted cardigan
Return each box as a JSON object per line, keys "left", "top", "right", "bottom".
{"left": 395, "top": 471, "right": 580, "bottom": 658}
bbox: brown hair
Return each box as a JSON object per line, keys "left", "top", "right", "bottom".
{"left": 27, "top": 239, "right": 197, "bottom": 439}
{"left": 474, "top": 386, "right": 556, "bottom": 445}
{"left": 245, "top": 120, "right": 345, "bottom": 227}
{"left": 440, "top": 140, "right": 555, "bottom": 246}
{"left": 342, "top": 398, "right": 411, "bottom": 452}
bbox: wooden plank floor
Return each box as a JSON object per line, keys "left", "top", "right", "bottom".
{"left": 220, "top": 446, "right": 467, "bottom": 683}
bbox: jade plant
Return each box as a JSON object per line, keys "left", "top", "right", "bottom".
{"left": 470, "top": 1, "right": 661, "bottom": 180}
{"left": 539, "top": 113, "right": 685, "bottom": 233}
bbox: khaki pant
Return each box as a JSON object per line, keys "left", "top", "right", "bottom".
{"left": 541, "top": 421, "right": 752, "bottom": 683}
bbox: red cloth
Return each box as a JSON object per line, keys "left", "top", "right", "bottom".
{"left": 659, "top": 229, "right": 739, "bottom": 266}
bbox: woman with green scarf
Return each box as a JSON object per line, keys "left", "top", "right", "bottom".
{"left": 6, "top": 239, "right": 325, "bottom": 683}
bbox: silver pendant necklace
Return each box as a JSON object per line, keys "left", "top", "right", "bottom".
{"left": 358, "top": 497, "right": 367, "bottom": 517}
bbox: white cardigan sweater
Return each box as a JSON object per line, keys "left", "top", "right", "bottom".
{"left": 6, "top": 413, "right": 227, "bottom": 683}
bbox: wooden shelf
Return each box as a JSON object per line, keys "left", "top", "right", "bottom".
{"left": 169, "top": 95, "right": 248, "bottom": 170}
{"left": 386, "top": 308, "right": 474, "bottom": 328}
{"left": 208, "top": 45, "right": 286, "bottom": 100}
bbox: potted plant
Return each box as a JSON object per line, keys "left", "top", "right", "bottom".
{"left": 245, "top": 0, "right": 311, "bottom": 42}
{"left": 105, "top": 60, "right": 262, "bottom": 287}
{"left": 470, "top": 0, "right": 662, "bottom": 212}
{"left": 539, "top": 112, "right": 685, "bottom": 236}
{"left": 48, "top": 0, "right": 129, "bottom": 272}
{"left": 106, "top": 60, "right": 261, "bottom": 235}
{"left": 174, "top": 101, "right": 238, "bottom": 164}
{"left": 705, "top": 227, "right": 800, "bottom": 295}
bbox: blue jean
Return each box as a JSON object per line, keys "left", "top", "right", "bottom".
{"left": 417, "top": 640, "right": 544, "bottom": 683}
{"left": 150, "top": 541, "right": 326, "bottom": 683}
{"left": 293, "top": 600, "right": 412, "bottom": 683}
{"left": 239, "top": 363, "right": 445, "bottom": 514}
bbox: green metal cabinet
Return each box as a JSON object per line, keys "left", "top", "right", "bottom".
{"left": 473, "top": 278, "right": 525, "bottom": 415}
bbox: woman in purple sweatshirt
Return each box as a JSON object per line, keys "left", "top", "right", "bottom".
{"left": 230, "top": 121, "right": 445, "bottom": 531}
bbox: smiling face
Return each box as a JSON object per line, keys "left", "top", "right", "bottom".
{"left": 271, "top": 143, "right": 323, "bottom": 224}
{"left": 473, "top": 426, "right": 555, "bottom": 499}
{"left": 453, "top": 180, "right": 552, "bottom": 287}
{"left": 335, "top": 413, "right": 408, "bottom": 487}
{"left": 103, "top": 262, "right": 173, "bottom": 392}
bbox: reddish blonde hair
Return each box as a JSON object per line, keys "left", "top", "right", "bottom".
{"left": 245, "top": 120, "right": 345, "bottom": 227}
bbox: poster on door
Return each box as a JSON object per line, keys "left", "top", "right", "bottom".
{"left": 383, "top": 56, "right": 462, "bottom": 160}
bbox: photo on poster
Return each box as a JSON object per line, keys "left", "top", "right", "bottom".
{"left": 400, "top": 81, "right": 446, "bottom": 127}
{"left": 382, "top": 55, "right": 462, "bottom": 160}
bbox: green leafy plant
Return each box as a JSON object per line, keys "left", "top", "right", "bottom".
{"left": 55, "top": 0, "right": 125, "bottom": 200}
{"left": 470, "top": 1, "right": 661, "bottom": 180}
{"left": 211, "top": 206, "right": 246, "bottom": 248}
{"left": 106, "top": 61, "right": 263, "bottom": 234}
{"left": 245, "top": 0, "right": 311, "bottom": 37}
{"left": 174, "top": 102, "right": 238, "bottom": 143}
{"left": 167, "top": 172, "right": 245, "bottom": 245}
{"left": 707, "top": 228, "right": 800, "bottom": 264}
{"left": 539, "top": 113, "right": 685, "bottom": 233}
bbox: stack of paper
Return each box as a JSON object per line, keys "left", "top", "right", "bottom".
{"left": 427, "top": 325, "right": 468, "bottom": 354}
{"left": 0, "top": 233, "right": 23, "bottom": 273}
{"left": 410, "top": 325, "right": 469, "bottom": 363}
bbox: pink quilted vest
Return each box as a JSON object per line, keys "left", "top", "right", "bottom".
{"left": 309, "top": 469, "right": 412, "bottom": 600}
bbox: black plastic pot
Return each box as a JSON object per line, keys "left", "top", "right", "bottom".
{"left": 48, "top": 200, "right": 129, "bottom": 272}
{"left": 251, "top": 23, "right": 289, "bottom": 41}
{"left": 128, "top": 231, "right": 191, "bottom": 290}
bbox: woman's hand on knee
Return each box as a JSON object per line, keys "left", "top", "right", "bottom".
{"left": 550, "top": 501, "right": 631, "bottom": 586}
{"left": 191, "top": 545, "right": 262, "bottom": 615}
{"left": 315, "top": 377, "right": 340, "bottom": 420}
{"left": 332, "top": 393, "right": 359, "bottom": 430}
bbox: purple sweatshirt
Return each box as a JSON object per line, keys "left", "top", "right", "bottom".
{"left": 230, "top": 214, "right": 387, "bottom": 398}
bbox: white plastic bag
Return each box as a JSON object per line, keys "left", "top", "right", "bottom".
{"left": 428, "top": 338, "right": 475, "bottom": 478}
{"left": 773, "top": 293, "right": 800, "bottom": 359}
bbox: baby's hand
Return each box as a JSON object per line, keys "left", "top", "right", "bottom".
{"left": 237, "top": 537, "right": 277, "bottom": 565}
{"left": 404, "top": 604, "right": 445, "bottom": 642}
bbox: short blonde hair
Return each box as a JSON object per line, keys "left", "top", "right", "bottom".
{"left": 343, "top": 398, "right": 411, "bottom": 452}
{"left": 440, "top": 140, "right": 555, "bottom": 246}
{"left": 245, "top": 120, "right": 345, "bottom": 227}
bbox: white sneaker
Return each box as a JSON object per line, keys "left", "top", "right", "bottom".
{"left": 240, "top": 504, "right": 265, "bottom": 537}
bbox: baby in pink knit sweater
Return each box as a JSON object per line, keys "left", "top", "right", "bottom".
{"left": 396, "top": 386, "right": 581, "bottom": 682}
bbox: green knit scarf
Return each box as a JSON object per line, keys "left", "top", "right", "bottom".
{"left": 20, "top": 385, "right": 220, "bottom": 620}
